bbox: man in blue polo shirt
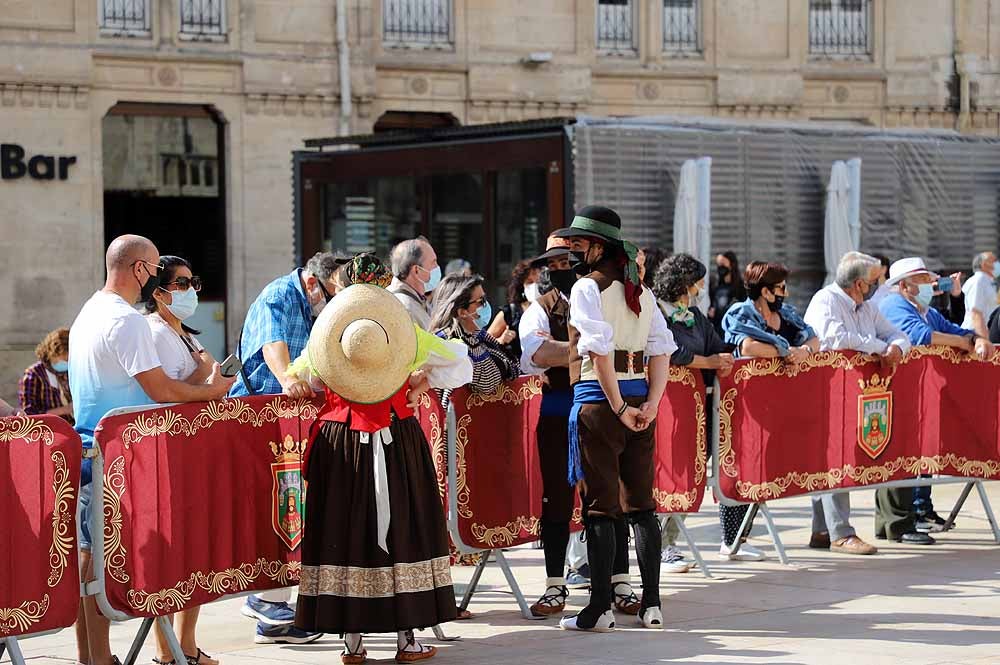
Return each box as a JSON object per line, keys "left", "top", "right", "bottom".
{"left": 879, "top": 257, "right": 993, "bottom": 539}
{"left": 231, "top": 251, "right": 344, "bottom": 644}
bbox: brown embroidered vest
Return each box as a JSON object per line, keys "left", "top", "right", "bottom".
{"left": 536, "top": 288, "right": 570, "bottom": 392}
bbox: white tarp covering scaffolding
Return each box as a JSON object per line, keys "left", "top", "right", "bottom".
{"left": 673, "top": 157, "right": 712, "bottom": 311}
{"left": 823, "top": 158, "right": 862, "bottom": 285}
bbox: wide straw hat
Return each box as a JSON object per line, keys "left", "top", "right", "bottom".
{"left": 307, "top": 283, "right": 417, "bottom": 404}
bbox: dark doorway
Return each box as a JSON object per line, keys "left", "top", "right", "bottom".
{"left": 102, "top": 103, "right": 227, "bottom": 359}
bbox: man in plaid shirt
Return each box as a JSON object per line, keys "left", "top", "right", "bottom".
{"left": 230, "top": 251, "right": 344, "bottom": 643}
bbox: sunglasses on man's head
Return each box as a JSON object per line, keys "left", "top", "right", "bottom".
{"left": 163, "top": 276, "right": 203, "bottom": 292}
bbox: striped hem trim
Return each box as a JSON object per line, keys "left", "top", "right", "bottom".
{"left": 299, "top": 556, "right": 453, "bottom": 599}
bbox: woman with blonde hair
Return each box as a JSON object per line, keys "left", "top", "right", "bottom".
{"left": 18, "top": 327, "right": 73, "bottom": 422}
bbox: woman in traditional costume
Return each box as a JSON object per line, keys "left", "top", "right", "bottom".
{"left": 289, "top": 254, "right": 473, "bottom": 664}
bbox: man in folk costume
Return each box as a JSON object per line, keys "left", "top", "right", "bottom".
{"left": 288, "top": 254, "right": 473, "bottom": 663}
{"left": 558, "top": 206, "right": 677, "bottom": 632}
{"left": 519, "top": 235, "right": 644, "bottom": 618}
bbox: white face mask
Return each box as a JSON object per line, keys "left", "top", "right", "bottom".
{"left": 524, "top": 282, "right": 540, "bottom": 303}
{"left": 165, "top": 287, "right": 198, "bottom": 321}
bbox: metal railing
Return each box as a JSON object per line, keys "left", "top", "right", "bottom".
{"left": 179, "top": 0, "right": 226, "bottom": 39}
{"left": 597, "top": 0, "right": 637, "bottom": 56}
{"left": 663, "top": 0, "right": 700, "bottom": 55}
{"left": 383, "top": 0, "right": 453, "bottom": 48}
{"left": 98, "top": 0, "right": 151, "bottom": 35}
{"left": 808, "top": 0, "right": 872, "bottom": 59}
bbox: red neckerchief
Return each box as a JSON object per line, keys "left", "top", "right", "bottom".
{"left": 304, "top": 383, "right": 413, "bottom": 473}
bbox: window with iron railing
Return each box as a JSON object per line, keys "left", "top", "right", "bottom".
{"left": 597, "top": 0, "right": 637, "bottom": 56}
{"left": 809, "top": 0, "right": 872, "bottom": 59}
{"left": 663, "top": 0, "right": 700, "bottom": 55}
{"left": 383, "top": 0, "right": 453, "bottom": 48}
{"left": 180, "top": 0, "right": 226, "bottom": 40}
{"left": 98, "top": 0, "right": 151, "bottom": 36}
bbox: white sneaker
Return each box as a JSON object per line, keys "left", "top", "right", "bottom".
{"left": 638, "top": 606, "right": 663, "bottom": 629}
{"left": 661, "top": 545, "right": 692, "bottom": 573}
{"left": 719, "top": 542, "right": 767, "bottom": 561}
{"left": 559, "top": 609, "right": 616, "bottom": 632}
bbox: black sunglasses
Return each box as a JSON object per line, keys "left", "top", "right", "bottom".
{"left": 163, "top": 276, "right": 203, "bottom": 292}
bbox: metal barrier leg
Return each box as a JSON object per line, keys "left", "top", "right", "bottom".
{"left": 429, "top": 624, "right": 460, "bottom": 642}
{"left": 2, "top": 637, "right": 25, "bottom": 665}
{"left": 944, "top": 482, "right": 975, "bottom": 531}
{"left": 974, "top": 481, "right": 1000, "bottom": 544}
{"left": 727, "top": 503, "right": 759, "bottom": 557}
{"left": 156, "top": 616, "right": 187, "bottom": 665}
{"left": 122, "top": 617, "right": 155, "bottom": 665}
{"left": 459, "top": 550, "right": 491, "bottom": 612}
{"left": 675, "top": 517, "right": 712, "bottom": 578}
{"left": 0, "top": 638, "right": 6, "bottom": 662}
{"left": 759, "top": 504, "right": 790, "bottom": 565}
{"left": 493, "top": 550, "right": 542, "bottom": 621}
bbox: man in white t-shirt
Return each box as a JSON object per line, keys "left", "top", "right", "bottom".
{"left": 961, "top": 251, "right": 999, "bottom": 338}
{"left": 69, "top": 234, "right": 234, "bottom": 665}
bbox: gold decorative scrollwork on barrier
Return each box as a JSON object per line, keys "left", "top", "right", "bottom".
{"left": 470, "top": 516, "right": 540, "bottom": 548}
{"left": 0, "top": 417, "right": 54, "bottom": 446}
{"left": 121, "top": 397, "right": 320, "bottom": 448}
{"left": 419, "top": 392, "right": 446, "bottom": 500}
{"left": 103, "top": 456, "right": 129, "bottom": 584}
{"left": 907, "top": 344, "right": 1000, "bottom": 366}
{"left": 453, "top": 414, "right": 472, "bottom": 518}
{"left": 693, "top": 391, "right": 707, "bottom": 484}
{"left": 47, "top": 451, "right": 74, "bottom": 587}
{"left": 126, "top": 559, "right": 301, "bottom": 615}
{"left": 717, "top": 388, "right": 738, "bottom": 478}
{"left": 733, "top": 454, "right": 1000, "bottom": 502}
{"left": 464, "top": 377, "right": 543, "bottom": 409}
{"left": 732, "top": 350, "right": 879, "bottom": 384}
{"left": 0, "top": 595, "right": 50, "bottom": 636}
{"left": 668, "top": 365, "right": 697, "bottom": 388}
{"left": 653, "top": 487, "right": 699, "bottom": 512}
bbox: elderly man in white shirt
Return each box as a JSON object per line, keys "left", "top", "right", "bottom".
{"left": 961, "top": 251, "right": 999, "bottom": 338}
{"left": 803, "top": 251, "right": 911, "bottom": 556}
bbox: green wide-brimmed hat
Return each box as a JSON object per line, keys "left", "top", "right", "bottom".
{"left": 555, "top": 205, "right": 626, "bottom": 244}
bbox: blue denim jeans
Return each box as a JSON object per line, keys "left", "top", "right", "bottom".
{"left": 912, "top": 475, "right": 934, "bottom": 517}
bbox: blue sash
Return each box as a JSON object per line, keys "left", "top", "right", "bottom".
{"left": 567, "top": 378, "right": 649, "bottom": 486}
{"left": 540, "top": 389, "right": 573, "bottom": 418}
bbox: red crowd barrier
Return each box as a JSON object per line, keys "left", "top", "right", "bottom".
{"left": 441, "top": 370, "right": 707, "bottom": 551}
{"left": 94, "top": 396, "right": 320, "bottom": 617}
{"left": 716, "top": 349, "right": 1000, "bottom": 504}
{"left": 0, "top": 415, "right": 81, "bottom": 637}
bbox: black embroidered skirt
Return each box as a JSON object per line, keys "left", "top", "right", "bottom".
{"left": 295, "top": 416, "right": 457, "bottom": 634}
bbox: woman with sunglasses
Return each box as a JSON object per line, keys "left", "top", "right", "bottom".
{"left": 143, "top": 255, "right": 218, "bottom": 665}
{"left": 429, "top": 273, "right": 520, "bottom": 396}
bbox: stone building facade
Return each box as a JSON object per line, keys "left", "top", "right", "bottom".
{"left": 1, "top": 0, "right": 998, "bottom": 402}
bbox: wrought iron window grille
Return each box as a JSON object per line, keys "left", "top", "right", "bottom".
{"left": 383, "top": 0, "right": 454, "bottom": 49}
{"left": 98, "top": 0, "right": 151, "bottom": 37}
{"left": 597, "top": 0, "right": 638, "bottom": 56}
{"left": 809, "top": 0, "right": 872, "bottom": 59}
{"left": 663, "top": 0, "right": 700, "bottom": 55}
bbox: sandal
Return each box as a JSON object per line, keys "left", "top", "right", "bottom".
{"left": 342, "top": 637, "right": 367, "bottom": 665}
{"left": 395, "top": 630, "right": 437, "bottom": 663}
{"left": 152, "top": 659, "right": 175, "bottom": 665}
{"left": 185, "top": 649, "right": 218, "bottom": 665}
{"left": 455, "top": 606, "right": 473, "bottom": 620}
{"left": 530, "top": 585, "right": 568, "bottom": 617}
{"left": 612, "top": 582, "right": 641, "bottom": 616}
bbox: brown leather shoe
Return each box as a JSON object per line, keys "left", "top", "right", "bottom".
{"left": 808, "top": 532, "right": 831, "bottom": 549}
{"left": 830, "top": 535, "right": 877, "bottom": 555}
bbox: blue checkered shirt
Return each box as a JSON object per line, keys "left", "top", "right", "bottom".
{"left": 230, "top": 269, "right": 314, "bottom": 397}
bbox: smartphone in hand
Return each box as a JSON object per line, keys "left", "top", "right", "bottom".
{"left": 220, "top": 354, "right": 243, "bottom": 378}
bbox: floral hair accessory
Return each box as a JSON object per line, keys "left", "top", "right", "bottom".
{"left": 344, "top": 252, "right": 392, "bottom": 288}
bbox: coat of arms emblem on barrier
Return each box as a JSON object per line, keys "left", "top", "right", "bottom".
{"left": 271, "top": 435, "right": 306, "bottom": 550}
{"left": 857, "top": 373, "right": 893, "bottom": 460}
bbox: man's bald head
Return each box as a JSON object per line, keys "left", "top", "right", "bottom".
{"left": 106, "top": 234, "right": 158, "bottom": 273}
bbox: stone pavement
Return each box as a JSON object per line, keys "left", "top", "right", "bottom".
{"left": 18, "top": 483, "right": 1000, "bottom": 665}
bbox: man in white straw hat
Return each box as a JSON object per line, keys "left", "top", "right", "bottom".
{"left": 288, "top": 254, "right": 472, "bottom": 664}
{"left": 879, "top": 257, "right": 993, "bottom": 538}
